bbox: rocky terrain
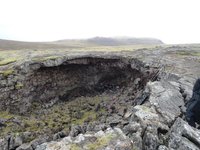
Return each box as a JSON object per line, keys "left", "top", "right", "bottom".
{"left": 1, "top": 42, "right": 200, "bottom": 150}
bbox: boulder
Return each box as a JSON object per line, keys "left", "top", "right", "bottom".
{"left": 131, "top": 105, "right": 169, "bottom": 131}
{"left": 178, "top": 76, "right": 195, "bottom": 102}
{"left": 147, "top": 80, "right": 185, "bottom": 125}
{"left": 168, "top": 118, "right": 200, "bottom": 150}
{"left": 36, "top": 128, "right": 133, "bottom": 150}
{"left": 0, "top": 138, "right": 8, "bottom": 150}
{"left": 143, "top": 125, "right": 159, "bottom": 150}
{"left": 123, "top": 122, "right": 143, "bottom": 150}
{"left": 9, "top": 135, "right": 23, "bottom": 149}
{"left": 158, "top": 145, "right": 169, "bottom": 150}
{"left": 16, "top": 143, "right": 33, "bottom": 150}
{"left": 131, "top": 132, "right": 143, "bottom": 150}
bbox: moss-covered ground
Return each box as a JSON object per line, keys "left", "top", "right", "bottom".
{"left": 0, "top": 44, "right": 159, "bottom": 69}
{"left": 175, "top": 51, "right": 200, "bottom": 57}
{"left": 0, "top": 95, "right": 110, "bottom": 141}
{"left": 87, "top": 133, "right": 115, "bottom": 150}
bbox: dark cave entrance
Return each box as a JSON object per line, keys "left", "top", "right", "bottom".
{"left": 1, "top": 57, "right": 160, "bottom": 141}
{"left": 9, "top": 57, "right": 159, "bottom": 114}
{"left": 28, "top": 58, "right": 155, "bottom": 105}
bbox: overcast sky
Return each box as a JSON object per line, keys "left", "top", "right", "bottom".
{"left": 0, "top": 0, "right": 199, "bottom": 44}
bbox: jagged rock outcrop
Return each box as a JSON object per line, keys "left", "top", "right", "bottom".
{"left": 31, "top": 79, "right": 200, "bottom": 150}
{"left": 35, "top": 128, "right": 133, "bottom": 150}
{"left": 147, "top": 80, "right": 185, "bottom": 125}
{"left": 168, "top": 118, "right": 200, "bottom": 149}
{"left": 121, "top": 80, "right": 198, "bottom": 150}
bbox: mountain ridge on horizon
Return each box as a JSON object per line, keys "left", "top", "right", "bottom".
{"left": 56, "top": 36, "right": 164, "bottom": 45}
{"left": 0, "top": 36, "right": 164, "bottom": 50}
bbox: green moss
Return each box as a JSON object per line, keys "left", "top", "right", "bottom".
{"left": 0, "top": 111, "right": 15, "bottom": 119}
{"left": 164, "top": 65, "right": 174, "bottom": 72}
{"left": 44, "top": 56, "right": 61, "bottom": 60}
{"left": 87, "top": 134, "right": 114, "bottom": 150}
{"left": 139, "top": 105, "right": 152, "bottom": 112}
{"left": 0, "top": 69, "right": 14, "bottom": 77}
{"left": 0, "top": 111, "right": 21, "bottom": 136}
{"left": 70, "top": 144, "right": 81, "bottom": 150}
{"left": 72, "top": 111, "right": 97, "bottom": 125}
{"left": 31, "top": 102, "right": 40, "bottom": 109}
{"left": 15, "top": 82, "right": 24, "bottom": 89}
{"left": 23, "top": 119, "right": 41, "bottom": 131}
{"left": 32, "top": 56, "right": 60, "bottom": 62}
{"left": 175, "top": 51, "right": 200, "bottom": 56}
{"left": 0, "top": 58, "right": 17, "bottom": 66}
{"left": 24, "top": 134, "right": 36, "bottom": 143}
{"left": 99, "top": 108, "right": 106, "bottom": 114}
{"left": 0, "top": 95, "right": 110, "bottom": 139}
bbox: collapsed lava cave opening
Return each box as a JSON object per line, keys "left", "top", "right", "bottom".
{"left": 0, "top": 56, "right": 161, "bottom": 140}
{"left": 5, "top": 57, "right": 159, "bottom": 114}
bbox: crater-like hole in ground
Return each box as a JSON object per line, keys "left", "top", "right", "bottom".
{"left": 1, "top": 57, "right": 159, "bottom": 140}
{"left": 27, "top": 58, "right": 156, "bottom": 107}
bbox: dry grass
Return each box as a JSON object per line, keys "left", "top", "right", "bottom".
{"left": 0, "top": 44, "right": 160, "bottom": 68}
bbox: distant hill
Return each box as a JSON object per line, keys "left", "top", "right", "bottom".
{"left": 57, "top": 37, "right": 164, "bottom": 46}
{"left": 87, "top": 37, "right": 163, "bottom": 46}
{"left": 0, "top": 37, "right": 163, "bottom": 50}
{"left": 0, "top": 39, "right": 77, "bottom": 50}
